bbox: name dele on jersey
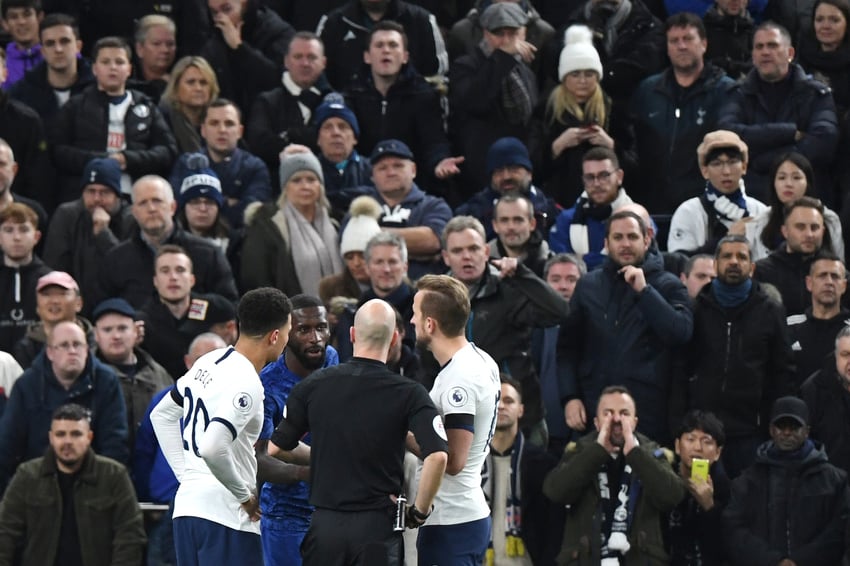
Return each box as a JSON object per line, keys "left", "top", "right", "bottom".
{"left": 193, "top": 368, "right": 213, "bottom": 387}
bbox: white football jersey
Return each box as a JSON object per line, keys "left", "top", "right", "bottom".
{"left": 427, "top": 342, "right": 500, "bottom": 525}
{"left": 171, "top": 347, "right": 265, "bottom": 533}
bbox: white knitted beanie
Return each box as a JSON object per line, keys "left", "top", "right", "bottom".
{"left": 340, "top": 196, "right": 383, "bottom": 256}
{"left": 558, "top": 25, "right": 603, "bottom": 81}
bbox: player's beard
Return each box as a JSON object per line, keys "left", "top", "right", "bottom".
{"left": 290, "top": 346, "right": 326, "bottom": 371}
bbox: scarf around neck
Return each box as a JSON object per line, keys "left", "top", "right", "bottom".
{"left": 583, "top": 0, "right": 632, "bottom": 57}
{"left": 282, "top": 202, "right": 342, "bottom": 297}
{"left": 711, "top": 277, "right": 752, "bottom": 308}
{"left": 703, "top": 181, "right": 749, "bottom": 222}
{"left": 569, "top": 188, "right": 633, "bottom": 255}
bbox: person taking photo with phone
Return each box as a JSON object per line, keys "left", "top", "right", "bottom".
{"left": 665, "top": 410, "right": 730, "bottom": 565}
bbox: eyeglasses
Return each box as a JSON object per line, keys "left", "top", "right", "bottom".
{"left": 582, "top": 170, "right": 616, "bottom": 184}
{"left": 50, "top": 341, "right": 87, "bottom": 352}
{"left": 707, "top": 158, "right": 742, "bottom": 170}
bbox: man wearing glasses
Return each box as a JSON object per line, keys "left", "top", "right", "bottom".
{"left": 549, "top": 146, "right": 636, "bottom": 270}
{"left": 668, "top": 130, "right": 768, "bottom": 256}
{"left": 0, "top": 318, "right": 128, "bottom": 495}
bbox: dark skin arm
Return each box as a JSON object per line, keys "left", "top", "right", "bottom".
{"left": 255, "top": 439, "right": 309, "bottom": 485}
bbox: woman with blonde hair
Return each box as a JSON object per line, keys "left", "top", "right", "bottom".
{"left": 530, "top": 24, "right": 618, "bottom": 207}
{"left": 241, "top": 150, "right": 342, "bottom": 297}
{"left": 159, "top": 56, "right": 220, "bottom": 153}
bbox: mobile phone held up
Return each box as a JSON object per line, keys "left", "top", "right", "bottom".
{"left": 691, "top": 458, "right": 709, "bottom": 482}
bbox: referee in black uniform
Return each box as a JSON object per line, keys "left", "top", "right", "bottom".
{"left": 269, "top": 299, "right": 449, "bottom": 566}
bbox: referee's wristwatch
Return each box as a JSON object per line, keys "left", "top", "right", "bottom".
{"left": 405, "top": 504, "right": 432, "bottom": 528}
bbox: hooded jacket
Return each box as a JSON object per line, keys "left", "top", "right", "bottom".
{"left": 0, "top": 256, "right": 51, "bottom": 353}
{"left": 723, "top": 440, "right": 849, "bottom": 566}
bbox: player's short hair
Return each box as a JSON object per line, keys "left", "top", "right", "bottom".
{"left": 289, "top": 294, "right": 324, "bottom": 311}
{"left": 416, "top": 274, "right": 470, "bottom": 338}
{"left": 676, "top": 410, "right": 726, "bottom": 447}
{"left": 237, "top": 287, "right": 292, "bottom": 337}
{"left": 0, "top": 202, "right": 38, "bottom": 229}
{"left": 52, "top": 403, "right": 91, "bottom": 423}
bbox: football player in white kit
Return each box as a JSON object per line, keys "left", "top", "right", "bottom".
{"left": 151, "top": 287, "right": 293, "bottom": 566}
{"left": 411, "top": 274, "right": 501, "bottom": 565}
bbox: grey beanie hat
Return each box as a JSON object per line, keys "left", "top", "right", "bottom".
{"left": 279, "top": 152, "right": 324, "bottom": 189}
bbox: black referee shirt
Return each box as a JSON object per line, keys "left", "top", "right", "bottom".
{"left": 271, "top": 357, "right": 448, "bottom": 511}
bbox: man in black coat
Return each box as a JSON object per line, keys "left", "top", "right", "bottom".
{"left": 802, "top": 325, "right": 850, "bottom": 475}
{"left": 560, "top": 210, "right": 692, "bottom": 444}
{"left": 755, "top": 197, "right": 827, "bottom": 317}
{"left": 723, "top": 396, "right": 850, "bottom": 566}
{"left": 317, "top": 0, "right": 448, "bottom": 91}
{"left": 49, "top": 36, "right": 177, "bottom": 205}
{"left": 717, "top": 22, "right": 839, "bottom": 203}
{"left": 686, "top": 234, "right": 794, "bottom": 478}
{"left": 246, "top": 32, "right": 330, "bottom": 188}
{"left": 97, "top": 175, "right": 238, "bottom": 309}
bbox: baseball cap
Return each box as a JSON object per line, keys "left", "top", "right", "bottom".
{"left": 770, "top": 396, "right": 809, "bottom": 427}
{"left": 91, "top": 298, "right": 137, "bottom": 323}
{"left": 369, "top": 139, "right": 414, "bottom": 165}
{"left": 37, "top": 271, "right": 79, "bottom": 293}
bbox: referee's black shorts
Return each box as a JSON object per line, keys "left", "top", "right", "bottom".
{"left": 301, "top": 507, "right": 403, "bottom": 566}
